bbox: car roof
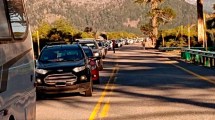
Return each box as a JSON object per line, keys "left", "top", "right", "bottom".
{"left": 44, "top": 44, "right": 80, "bottom": 50}
{"left": 78, "top": 38, "right": 95, "bottom": 40}
{"left": 82, "top": 46, "right": 92, "bottom": 50}
{"left": 77, "top": 39, "right": 96, "bottom": 42}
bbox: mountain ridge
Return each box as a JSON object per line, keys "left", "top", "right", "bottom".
{"left": 26, "top": 0, "right": 197, "bottom": 34}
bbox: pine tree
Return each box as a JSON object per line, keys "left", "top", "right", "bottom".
{"left": 135, "top": 0, "right": 175, "bottom": 46}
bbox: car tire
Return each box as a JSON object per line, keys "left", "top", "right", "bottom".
{"left": 36, "top": 92, "right": 45, "bottom": 100}
{"left": 85, "top": 81, "right": 93, "bottom": 97}
{"left": 98, "top": 60, "right": 103, "bottom": 71}
{"left": 98, "top": 65, "right": 103, "bottom": 71}
{"left": 93, "top": 79, "right": 100, "bottom": 84}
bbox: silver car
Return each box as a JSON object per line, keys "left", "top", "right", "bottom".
{"left": 77, "top": 39, "right": 104, "bottom": 71}
{"left": 96, "top": 40, "right": 108, "bottom": 59}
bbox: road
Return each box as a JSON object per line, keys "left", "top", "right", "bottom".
{"left": 36, "top": 43, "right": 215, "bottom": 120}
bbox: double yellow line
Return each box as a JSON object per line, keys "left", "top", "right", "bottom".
{"left": 89, "top": 64, "right": 119, "bottom": 120}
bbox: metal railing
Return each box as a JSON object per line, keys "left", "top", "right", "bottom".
{"left": 158, "top": 47, "right": 215, "bottom": 68}
{"left": 158, "top": 47, "right": 204, "bottom": 51}
{"left": 158, "top": 47, "right": 182, "bottom": 51}
{"left": 181, "top": 48, "right": 215, "bottom": 68}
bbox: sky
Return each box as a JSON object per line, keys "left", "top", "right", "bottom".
{"left": 185, "top": 0, "right": 215, "bottom": 13}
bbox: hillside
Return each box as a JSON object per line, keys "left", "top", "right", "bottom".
{"left": 26, "top": 0, "right": 197, "bottom": 34}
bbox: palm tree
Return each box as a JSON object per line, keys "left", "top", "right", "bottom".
{"left": 135, "top": 0, "right": 175, "bottom": 46}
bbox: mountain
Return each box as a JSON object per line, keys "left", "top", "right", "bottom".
{"left": 185, "top": 0, "right": 196, "bottom": 5}
{"left": 26, "top": 0, "right": 197, "bottom": 34}
{"left": 185, "top": 0, "right": 214, "bottom": 13}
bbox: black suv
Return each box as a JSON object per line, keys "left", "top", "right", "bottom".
{"left": 35, "top": 44, "right": 93, "bottom": 96}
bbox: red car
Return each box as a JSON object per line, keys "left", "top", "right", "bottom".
{"left": 82, "top": 46, "right": 100, "bottom": 84}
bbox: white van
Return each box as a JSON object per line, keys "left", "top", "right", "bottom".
{"left": 0, "top": 0, "right": 36, "bottom": 120}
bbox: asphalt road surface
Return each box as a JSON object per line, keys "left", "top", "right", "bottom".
{"left": 36, "top": 43, "right": 215, "bottom": 120}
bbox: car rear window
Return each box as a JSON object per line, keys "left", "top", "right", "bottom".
{"left": 39, "top": 48, "right": 84, "bottom": 62}
{"left": 80, "top": 43, "right": 97, "bottom": 49}
{"left": 97, "top": 42, "right": 103, "bottom": 47}
{"left": 83, "top": 48, "right": 93, "bottom": 57}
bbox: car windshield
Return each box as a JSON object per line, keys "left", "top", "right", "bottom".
{"left": 39, "top": 48, "right": 84, "bottom": 62}
{"left": 97, "top": 42, "right": 103, "bottom": 47}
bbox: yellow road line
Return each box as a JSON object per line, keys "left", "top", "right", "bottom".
{"left": 89, "top": 65, "right": 119, "bottom": 120}
{"left": 99, "top": 79, "right": 117, "bottom": 119}
{"left": 172, "top": 64, "right": 215, "bottom": 84}
{"left": 99, "top": 98, "right": 110, "bottom": 118}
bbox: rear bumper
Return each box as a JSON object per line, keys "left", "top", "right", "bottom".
{"left": 36, "top": 82, "right": 90, "bottom": 94}
{"left": 91, "top": 69, "right": 99, "bottom": 81}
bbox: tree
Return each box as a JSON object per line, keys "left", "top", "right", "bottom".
{"left": 135, "top": 0, "right": 176, "bottom": 46}
{"left": 140, "top": 23, "right": 153, "bottom": 37}
{"left": 73, "top": 32, "right": 82, "bottom": 40}
{"left": 107, "top": 31, "right": 137, "bottom": 39}
{"left": 81, "top": 32, "right": 94, "bottom": 38}
{"left": 84, "top": 27, "right": 93, "bottom": 33}
{"left": 197, "top": 0, "right": 205, "bottom": 45}
{"left": 46, "top": 28, "right": 73, "bottom": 42}
{"left": 52, "top": 19, "right": 77, "bottom": 35}
{"left": 100, "top": 33, "right": 108, "bottom": 40}
{"left": 213, "top": 4, "right": 215, "bottom": 11}
{"left": 32, "top": 22, "right": 51, "bottom": 42}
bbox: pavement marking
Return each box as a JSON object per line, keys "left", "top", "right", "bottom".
{"left": 99, "top": 98, "right": 110, "bottom": 118}
{"left": 172, "top": 64, "right": 215, "bottom": 85}
{"left": 89, "top": 64, "right": 119, "bottom": 120}
{"left": 99, "top": 78, "right": 117, "bottom": 119}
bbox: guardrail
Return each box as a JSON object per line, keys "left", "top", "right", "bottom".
{"left": 181, "top": 48, "right": 215, "bottom": 68}
{"left": 158, "top": 47, "right": 182, "bottom": 51}
{"left": 158, "top": 47, "right": 204, "bottom": 51}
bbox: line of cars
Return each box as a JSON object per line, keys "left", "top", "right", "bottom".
{"left": 35, "top": 39, "right": 108, "bottom": 98}
{"left": 115, "top": 39, "right": 137, "bottom": 48}
{"left": 102, "top": 38, "right": 136, "bottom": 49}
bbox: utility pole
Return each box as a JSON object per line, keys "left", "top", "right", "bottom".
{"left": 188, "top": 24, "right": 191, "bottom": 49}
{"left": 188, "top": 24, "right": 196, "bottom": 49}
{"left": 187, "top": 4, "right": 191, "bottom": 49}
{"left": 162, "top": 32, "right": 165, "bottom": 47}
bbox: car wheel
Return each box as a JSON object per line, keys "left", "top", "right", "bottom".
{"left": 98, "top": 60, "right": 103, "bottom": 71}
{"left": 98, "top": 64, "right": 103, "bottom": 71}
{"left": 36, "top": 92, "right": 45, "bottom": 100}
{"left": 102, "top": 55, "right": 105, "bottom": 59}
{"left": 85, "top": 81, "right": 93, "bottom": 97}
{"left": 93, "top": 79, "right": 100, "bottom": 84}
